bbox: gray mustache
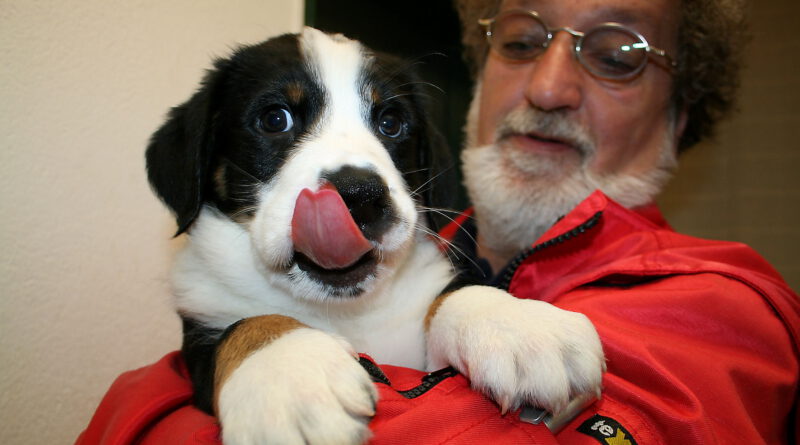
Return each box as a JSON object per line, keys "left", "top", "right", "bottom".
{"left": 496, "top": 108, "right": 594, "bottom": 155}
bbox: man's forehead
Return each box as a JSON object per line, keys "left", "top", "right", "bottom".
{"left": 498, "top": 0, "right": 679, "bottom": 27}
{"left": 497, "top": 0, "right": 681, "bottom": 45}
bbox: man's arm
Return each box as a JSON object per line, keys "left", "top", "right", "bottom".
{"left": 552, "top": 273, "right": 798, "bottom": 444}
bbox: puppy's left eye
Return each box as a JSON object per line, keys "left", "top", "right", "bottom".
{"left": 377, "top": 111, "right": 403, "bottom": 138}
{"left": 258, "top": 107, "right": 294, "bottom": 133}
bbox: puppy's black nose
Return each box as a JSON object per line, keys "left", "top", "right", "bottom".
{"left": 323, "top": 166, "right": 394, "bottom": 241}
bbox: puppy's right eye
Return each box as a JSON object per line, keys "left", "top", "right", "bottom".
{"left": 257, "top": 107, "right": 294, "bottom": 133}
{"left": 377, "top": 110, "right": 404, "bottom": 138}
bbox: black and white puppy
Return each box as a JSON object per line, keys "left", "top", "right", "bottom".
{"left": 146, "top": 27, "right": 604, "bottom": 445}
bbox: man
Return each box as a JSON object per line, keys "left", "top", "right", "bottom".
{"left": 443, "top": 0, "right": 799, "bottom": 442}
{"left": 78, "top": 0, "right": 799, "bottom": 443}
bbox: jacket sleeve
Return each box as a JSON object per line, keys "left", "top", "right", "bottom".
{"left": 552, "top": 273, "right": 799, "bottom": 444}
{"left": 75, "top": 351, "right": 221, "bottom": 445}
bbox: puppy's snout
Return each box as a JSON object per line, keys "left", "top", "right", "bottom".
{"left": 323, "top": 166, "right": 394, "bottom": 241}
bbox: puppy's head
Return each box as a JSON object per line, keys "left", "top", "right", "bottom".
{"left": 147, "top": 27, "right": 451, "bottom": 300}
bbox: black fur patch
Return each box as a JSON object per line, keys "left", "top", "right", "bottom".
{"left": 146, "top": 33, "right": 326, "bottom": 233}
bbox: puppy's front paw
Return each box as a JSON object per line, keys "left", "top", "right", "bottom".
{"left": 427, "top": 286, "right": 605, "bottom": 415}
{"left": 217, "top": 328, "right": 377, "bottom": 445}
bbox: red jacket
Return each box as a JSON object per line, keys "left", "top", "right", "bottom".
{"left": 77, "top": 191, "right": 800, "bottom": 444}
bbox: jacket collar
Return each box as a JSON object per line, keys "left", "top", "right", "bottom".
{"left": 443, "top": 190, "right": 669, "bottom": 291}
{"left": 533, "top": 190, "right": 669, "bottom": 248}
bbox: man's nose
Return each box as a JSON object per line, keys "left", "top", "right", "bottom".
{"left": 523, "top": 32, "right": 583, "bottom": 111}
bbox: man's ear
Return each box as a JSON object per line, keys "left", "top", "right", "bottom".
{"left": 145, "top": 59, "right": 230, "bottom": 236}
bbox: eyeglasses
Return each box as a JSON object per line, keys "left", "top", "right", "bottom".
{"left": 478, "top": 9, "right": 677, "bottom": 80}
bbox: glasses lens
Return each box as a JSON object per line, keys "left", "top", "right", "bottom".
{"left": 490, "top": 13, "right": 549, "bottom": 60}
{"left": 579, "top": 26, "right": 647, "bottom": 79}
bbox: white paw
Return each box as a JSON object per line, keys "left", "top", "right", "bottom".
{"left": 427, "top": 285, "right": 605, "bottom": 415}
{"left": 218, "top": 328, "right": 377, "bottom": 445}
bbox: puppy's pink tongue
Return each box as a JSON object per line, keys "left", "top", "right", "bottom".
{"left": 291, "top": 187, "right": 372, "bottom": 269}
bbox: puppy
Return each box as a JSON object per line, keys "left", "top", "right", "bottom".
{"left": 146, "top": 27, "right": 604, "bottom": 445}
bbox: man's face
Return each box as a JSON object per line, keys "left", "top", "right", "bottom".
{"left": 464, "top": 0, "right": 685, "bottom": 257}
{"left": 476, "top": 0, "right": 683, "bottom": 178}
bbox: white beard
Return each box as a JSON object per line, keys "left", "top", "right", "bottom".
{"left": 461, "top": 82, "right": 678, "bottom": 260}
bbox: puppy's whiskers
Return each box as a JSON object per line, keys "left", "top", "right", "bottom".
{"left": 383, "top": 92, "right": 417, "bottom": 102}
{"left": 220, "top": 156, "right": 265, "bottom": 185}
{"left": 416, "top": 206, "right": 478, "bottom": 246}
{"left": 229, "top": 204, "right": 260, "bottom": 220}
{"left": 413, "top": 222, "right": 482, "bottom": 273}
{"left": 397, "top": 80, "right": 444, "bottom": 95}
{"left": 401, "top": 167, "right": 431, "bottom": 176}
{"left": 409, "top": 166, "right": 454, "bottom": 198}
{"left": 370, "top": 53, "right": 445, "bottom": 100}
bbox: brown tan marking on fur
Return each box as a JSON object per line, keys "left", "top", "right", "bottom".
{"left": 286, "top": 81, "right": 304, "bottom": 104}
{"left": 213, "top": 314, "right": 307, "bottom": 414}
{"left": 371, "top": 87, "right": 381, "bottom": 105}
{"left": 213, "top": 164, "right": 227, "bottom": 200}
{"left": 424, "top": 291, "right": 454, "bottom": 332}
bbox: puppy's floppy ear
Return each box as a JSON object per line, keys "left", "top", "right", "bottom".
{"left": 145, "top": 59, "right": 230, "bottom": 236}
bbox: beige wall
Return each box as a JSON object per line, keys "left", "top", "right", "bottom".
{"left": 0, "top": 1, "right": 302, "bottom": 443}
{"left": 659, "top": 0, "right": 800, "bottom": 291}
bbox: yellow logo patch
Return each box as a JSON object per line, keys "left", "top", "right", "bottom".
{"left": 606, "top": 429, "right": 632, "bottom": 445}
{"left": 577, "top": 414, "right": 638, "bottom": 445}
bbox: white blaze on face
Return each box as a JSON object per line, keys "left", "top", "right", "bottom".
{"left": 302, "top": 28, "right": 367, "bottom": 140}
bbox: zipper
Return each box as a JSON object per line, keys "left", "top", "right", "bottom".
{"left": 359, "top": 357, "right": 459, "bottom": 399}
{"left": 397, "top": 366, "right": 458, "bottom": 399}
{"left": 497, "top": 211, "right": 603, "bottom": 291}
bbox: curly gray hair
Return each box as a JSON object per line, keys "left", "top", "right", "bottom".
{"left": 454, "top": 0, "right": 749, "bottom": 151}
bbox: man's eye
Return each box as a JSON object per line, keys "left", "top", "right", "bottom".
{"left": 499, "top": 37, "right": 545, "bottom": 59}
{"left": 580, "top": 28, "right": 646, "bottom": 77}
{"left": 257, "top": 107, "right": 294, "bottom": 133}
{"left": 585, "top": 49, "right": 640, "bottom": 75}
